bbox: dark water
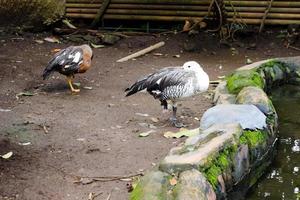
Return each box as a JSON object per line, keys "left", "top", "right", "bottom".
{"left": 247, "top": 85, "right": 300, "bottom": 200}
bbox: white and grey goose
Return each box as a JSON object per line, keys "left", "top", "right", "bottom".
{"left": 125, "top": 61, "right": 209, "bottom": 127}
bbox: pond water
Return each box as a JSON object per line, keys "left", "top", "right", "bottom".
{"left": 247, "top": 85, "right": 300, "bottom": 200}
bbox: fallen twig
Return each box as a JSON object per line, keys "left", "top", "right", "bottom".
{"left": 287, "top": 45, "right": 300, "bottom": 51}
{"left": 88, "top": 192, "right": 103, "bottom": 200}
{"left": 117, "top": 41, "right": 165, "bottom": 62}
{"left": 41, "top": 124, "right": 49, "bottom": 134}
{"left": 74, "top": 172, "right": 144, "bottom": 185}
{"left": 106, "top": 193, "right": 111, "bottom": 200}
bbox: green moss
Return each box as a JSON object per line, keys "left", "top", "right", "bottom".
{"left": 226, "top": 70, "right": 264, "bottom": 94}
{"left": 239, "top": 130, "right": 267, "bottom": 148}
{"left": 257, "top": 60, "right": 290, "bottom": 84}
{"left": 205, "top": 164, "right": 221, "bottom": 189}
{"left": 130, "top": 181, "right": 144, "bottom": 200}
{"left": 201, "top": 145, "right": 237, "bottom": 189}
{"left": 259, "top": 60, "right": 286, "bottom": 70}
{"left": 129, "top": 172, "right": 168, "bottom": 200}
{"left": 217, "top": 153, "right": 229, "bottom": 169}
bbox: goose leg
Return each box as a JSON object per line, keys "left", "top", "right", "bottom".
{"left": 66, "top": 76, "right": 80, "bottom": 93}
{"left": 170, "top": 103, "right": 185, "bottom": 128}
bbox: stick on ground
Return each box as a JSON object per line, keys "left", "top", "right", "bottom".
{"left": 117, "top": 41, "right": 165, "bottom": 62}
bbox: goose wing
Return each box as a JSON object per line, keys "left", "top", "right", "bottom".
{"left": 125, "top": 67, "right": 194, "bottom": 97}
{"left": 42, "top": 46, "right": 84, "bottom": 79}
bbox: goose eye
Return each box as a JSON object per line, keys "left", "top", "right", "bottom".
{"left": 188, "top": 66, "right": 191, "bottom": 68}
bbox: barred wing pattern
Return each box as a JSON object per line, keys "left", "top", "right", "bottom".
{"left": 125, "top": 67, "right": 197, "bottom": 100}
{"left": 42, "top": 46, "right": 83, "bottom": 79}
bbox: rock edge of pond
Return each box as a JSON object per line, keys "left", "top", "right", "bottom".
{"left": 130, "top": 56, "right": 300, "bottom": 200}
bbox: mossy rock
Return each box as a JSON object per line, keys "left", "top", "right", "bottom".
{"left": 201, "top": 145, "right": 237, "bottom": 190}
{"left": 236, "top": 86, "right": 277, "bottom": 116}
{"left": 226, "top": 70, "right": 264, "bottom": 94}
{"left": 239, "top": 130, "right": 267, "bottom": 148}
{"left": 130, "top": 171, "right": 170, "bottom": 200}
{"left": 173, "top": 169, "right": 216, "bottom": 200}
{"left": 257, "top": 60, "right": 289, "bottom": 87}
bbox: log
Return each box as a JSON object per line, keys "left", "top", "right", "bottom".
{"left": 227, "top": 12, "right": 300, "bottom": 19}
{"left": 66, "top": 3, "right": 102, "bottom": 8}
{"left": 225, "top": 6, "right": 300, "bottom": 13}
{"left": 67, "top": 0, "right": 211, "bottom": 4}
{"left": 66, "top": 4, "right": 210, "bottom": 11}
{"left": 224, "top": 1, "right": 300, "bottom": 7}
{"left": 116, "top": 41, "right": 165, "bottom": 62}
{"left": 228, "top": 18, "right": 300, "bottom": 24}
{"left": 66, "top": 13, "right": 206, "bottom": 21}
{"left": 67, "top": 8, "right": 208, "bottom": 17}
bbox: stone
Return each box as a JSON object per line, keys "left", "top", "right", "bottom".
{"left": 236, "top": 59, "right": 271, "bottom": 71}
{"left": 217, "top": 175, "right": 226, "bottom": 197}
{"left": 221, "top": 170, "right": 233, "bottom": 191}
{"left": 236, "top": 86, "right": 275, "bottom": 115}
{"left": 257, "top": 60, "right": 287, "bottom": 86}
{"left": 174, "top": 169, "right": 216, "bottom": 200}
{"left": 213, "top": 81, "right": 230, "bottom": 103}
{"left": 102, "top": 34, "right": 121, "bottom": 45}
{"left": 216, "top": 94, "right": 236, "bottom": 105}
{"left": 159, "top": 123, "right": 243, "bottom": 174}
{"left": 277, "top": 56, "right": 300, "bottom": 71}
{"left": 232, "top": 144, "right": 250, "bottom": 183}
{"left": 273, "top": 64, "right": 285, "bottom": 81}
{"left": 169, "top": 146, "right": 185, "bottom": 155}
{"left": 200, "top": 104, "right": 267, "bottom": 130}
{"left": 130, "top": 171, "right": 169, "bottom": 200}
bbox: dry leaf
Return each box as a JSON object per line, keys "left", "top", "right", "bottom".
{"left": 52, "top": 48, "right": 61, "bottom": 53}
{"left": 83, "top": 86, "right": 93, "bottom": 90}
{"left": 150, "top": 117, "right": 159, "bottom": 123}
{"left": 183, "top": 20, "right": 192, "bottom": 32}
{"left": 73, "top": 82, "right": 81, "bottom": 87}
{"left": 139, "top": 130, "right": 155, "bottom": 137}
{"left": 194, "top": 117, "right": 200, "bottom": 121}
{"left": 18, "top": 142, "right": 31, "bottom": 146}
{"left": 0, "top": 108, "right": 11, "bottom": 112}
{"left": 16, "top": 91, "right": 35, "bottom": 100}
{"left": 88, "top": 193, "right": 94, "bottom": 200}
{"left": 163, "top": 128, "right": 199, "bottom": 138}
{"left": 44, "top": 36, "right": 60, "bottom": 43}
{"left": 90, "top": 43, "right": 105, "bottom": 48}
{"left": 1, "top": 151, "right": 13, "bottom": 159}
{"left": 169, "top": 177, "right": 177, "bottom": 186}
{"left": 135, "top": 113, "right": 149, "bottom": 117}
{"left": 139, "top": 132, "right": 149, "bottom": 137}
{"left": 35, "top": 40, "right": 44, "bottom": 44}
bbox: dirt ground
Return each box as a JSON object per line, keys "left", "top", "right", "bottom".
{"left": 0, "top": 30, "right": 299, "bottom": 200}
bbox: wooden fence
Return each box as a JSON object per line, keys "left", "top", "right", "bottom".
{"left": 65, "top": 0, "right": 300, "bottom": 25}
